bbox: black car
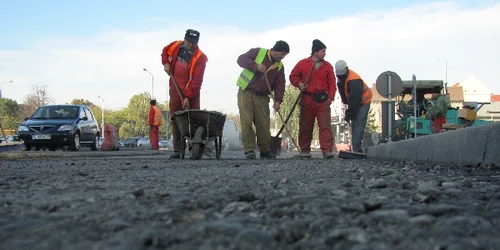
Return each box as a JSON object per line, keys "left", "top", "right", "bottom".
{"left": 17, "top": 104, "right": 101, "bottom": 151}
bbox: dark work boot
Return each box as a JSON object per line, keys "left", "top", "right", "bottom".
{"left": 260, "top": 151, "right": 276, "bottom": 160}
{"left": 245, "top": 151, "right": 257, "bottom": 160}
{"left": 170, "top": 152, "right": 181, "bottom": 159}
{"left": 323, "top": 152, "right": 335, "bottom": 159}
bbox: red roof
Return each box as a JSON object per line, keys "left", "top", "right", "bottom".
{"left": 492, "top": 95, "right": 500, "bottom": 102}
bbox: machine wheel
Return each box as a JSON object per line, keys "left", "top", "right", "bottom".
{"left": 190, "top": 126, "right": 205, "bottom": 160}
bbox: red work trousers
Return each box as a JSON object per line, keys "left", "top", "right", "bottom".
{"left": 169, "top": 89, "right": 200, "bottom": 153}
{"left": 149, "top": 125, "right": 160, "bottom": 150}
{"left": 298, "top": 94, "right": 334, "bottom": 153}
{"left": 432, "top": 116, "right": 446, "bottom": 133}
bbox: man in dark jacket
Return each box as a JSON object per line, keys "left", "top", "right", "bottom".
{"left": 236, "top": 40, "right": 289, "bottom": 159}
{"left": 335, "top": 60, "right": 373, "bottom": 153}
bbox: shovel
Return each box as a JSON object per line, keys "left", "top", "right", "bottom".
{"left": 265, "top": 64, "right": 316, "bottom": 156}
{"left": 338, "top": 122, "right": 367, "bottom": 159}
{"left": 264, "top": 75, "right": 301, "bottom": 156}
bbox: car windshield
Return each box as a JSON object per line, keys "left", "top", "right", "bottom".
{"left": 31, "top": 106, "right": 79, "bottom": 119}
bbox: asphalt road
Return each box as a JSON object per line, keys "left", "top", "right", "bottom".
{"left": 1, "top": 148, "right": 499, "bottom": 250}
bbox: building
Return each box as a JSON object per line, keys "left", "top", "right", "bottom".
{"left": 452, "top": 75, "right": 499, "bottom": 121}
{"left": 476, "top": 95, "right": 500, "bottom": 122}
{"left": 453, "top": 75, "right": 492, "bottom": 103}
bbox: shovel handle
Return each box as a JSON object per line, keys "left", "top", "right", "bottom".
{"left": 276, "top": 92, "right": 302, "bottom": 137}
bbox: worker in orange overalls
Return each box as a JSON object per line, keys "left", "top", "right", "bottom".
{"left": 161, "top": 29, "right": 208, "bottom": 158}
{"left": 148, "top": 99, "right": 162, "bottom": 150}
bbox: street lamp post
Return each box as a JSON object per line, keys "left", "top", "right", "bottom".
{"left": 438, "top": 59, "right": 448, "bottom": 94}
{"left": 98, "top": 96, "right": 104, "bottom": 137}
{"left": 143, "top": 68, "right": 155, "bottom": 99}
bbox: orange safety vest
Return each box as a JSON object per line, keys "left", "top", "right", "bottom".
{"left": 151, "top": 106, "right": 162, "bottom": 126}
{"left": 166, "top": 40, "right": 204, "bottom": 89}
{"left": 344, "top": 69, "right": 373, "bottom": 105}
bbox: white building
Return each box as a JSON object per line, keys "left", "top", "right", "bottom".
{"left": 453, "top": 75, "right": 492, "bottom": 103}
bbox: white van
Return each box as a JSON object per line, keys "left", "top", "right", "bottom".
{"left": 222, "top": 120, "right": 242, "bottom": 151}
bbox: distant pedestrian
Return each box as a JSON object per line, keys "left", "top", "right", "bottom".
{"left": 148, "top": 99, "right": 161, "bottom": 150}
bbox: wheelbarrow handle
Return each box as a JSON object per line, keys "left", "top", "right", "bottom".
{"left": 169, "top": 75, "right": 187, "bottom": 109}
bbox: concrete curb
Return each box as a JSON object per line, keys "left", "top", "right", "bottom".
{"left": 366, "top": 121, "right": 500, "bottom": 166}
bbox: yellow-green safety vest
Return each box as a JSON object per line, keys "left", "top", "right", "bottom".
{"left": 236, "top": 48, "right": 283, "bottom": 90}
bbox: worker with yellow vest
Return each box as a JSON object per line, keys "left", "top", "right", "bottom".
{"left": 161, "top": 29, "right": 208, "bottom": 158}
{"left": 334, "top": 60, "right": 373, "bottom": 153}
{"left": 236, "top": 40, "right": 289, "bottom": 160}
{"left": 148, "top": 99, "right": 162, "bottom": 150}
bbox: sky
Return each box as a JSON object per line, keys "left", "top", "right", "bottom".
{"left": 1, "top": 0, "right": 499, "bottom": 115}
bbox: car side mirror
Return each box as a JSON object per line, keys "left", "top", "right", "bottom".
{"left": 81, "top": 117, "right": 88, "bottom": 121}
{"left": 24, "top": 117, "right": 29, "bottom": 121}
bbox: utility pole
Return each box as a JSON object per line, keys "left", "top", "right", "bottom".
{"left": 98, "top": 96, "right": 104, "bottom": 137}
{"left": 438, "top": 59, "right": 448, "bottom": 94}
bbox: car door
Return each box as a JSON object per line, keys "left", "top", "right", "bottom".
{"left": 78, "top": 107, "right": 90, "bottom": 141}
{"left": 84, "top": 107, "right": 99, "bottom": 139}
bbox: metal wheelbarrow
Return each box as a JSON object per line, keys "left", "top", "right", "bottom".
{"left": 172, "top": 109, "right": 226, "bottom": 160}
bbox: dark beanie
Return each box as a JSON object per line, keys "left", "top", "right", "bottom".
{"left": 150, "top": 100, "right": 157, "bottom": 105}
{"left": 312, "top": 39, "right": 326, "bottom": 53}
{"left": 271, "top": 40, "right": 290, "bottom": 53}
{"left": 184, "top": 29, "right": 200, "bottom": 43}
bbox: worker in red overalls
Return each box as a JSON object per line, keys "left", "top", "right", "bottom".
{"left": 161, "top": 29, "right": 208, "bottom": 158}
{"left": 289, "top": 39, "right": 337, "bottom": 159}
{"left": 148, "top": 99, "right": 162, "bottom": 150}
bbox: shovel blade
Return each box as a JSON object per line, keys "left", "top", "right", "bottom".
{"left": 270, "top": 136, "right": 282, "bottom": 156}
{"left": 338, "top": 150, "right": 367, "bottom": 159}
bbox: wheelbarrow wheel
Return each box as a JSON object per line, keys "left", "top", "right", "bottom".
{"left": 190, "top": 126, "right": 205, "bottom": 160}
{"left": 215, "top": 136, "right": 222, "bottom": 160}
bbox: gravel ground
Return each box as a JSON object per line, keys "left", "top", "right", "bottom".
{"left": 1, "top": 149, "right": 500, "bottom": 250}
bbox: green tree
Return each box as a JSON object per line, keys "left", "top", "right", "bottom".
{"left": 276, "top": 85, "right": 321, "bottom": 149}
{"left": 70, "top": 98, "right": 93, "bottom": 106}
{"left": 278, "top": 84, "right": 301, "bottom": 140}
{"left": 0, "top": 98, "right": 21, "bottom": 132}
{"left": 122, "top": 92, "right": 153, "bottom": 137}
{"left": 366, "top": 107, "right": 378, "bottom": 133}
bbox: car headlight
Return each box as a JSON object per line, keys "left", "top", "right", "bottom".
{"left": 18, "top": 126, "right": 29, "bottom": 132}
{"left": 58, "top": 125, "right": 72, "bottom": 131}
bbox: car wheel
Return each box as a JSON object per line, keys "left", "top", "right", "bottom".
{"left": 69, "top": 133, "right": 80, "bottom": 151}
{"left": 24, "top": 144, "right": 32, "bottom": 151}
{"left": 49, "top": 146, "right": 57, "bottom": 151}
{"left": 90, "top": 135, "right": 99, "bottom": 151}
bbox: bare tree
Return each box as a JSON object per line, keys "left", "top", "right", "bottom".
{"left": 21, "top": 84, "right": 54, "bottom": 116}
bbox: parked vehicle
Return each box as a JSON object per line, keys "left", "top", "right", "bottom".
{"left": 121, "top": 137, "right": 139, "bottom": 148}
{"left": 222, "top": 120, "right": 242, "bottom": 151}
{"left": 137, "top": 137, "right": 150, "bottom": 148}
{"left": 17, "top": 104, "right": 100, "bottom": 151}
